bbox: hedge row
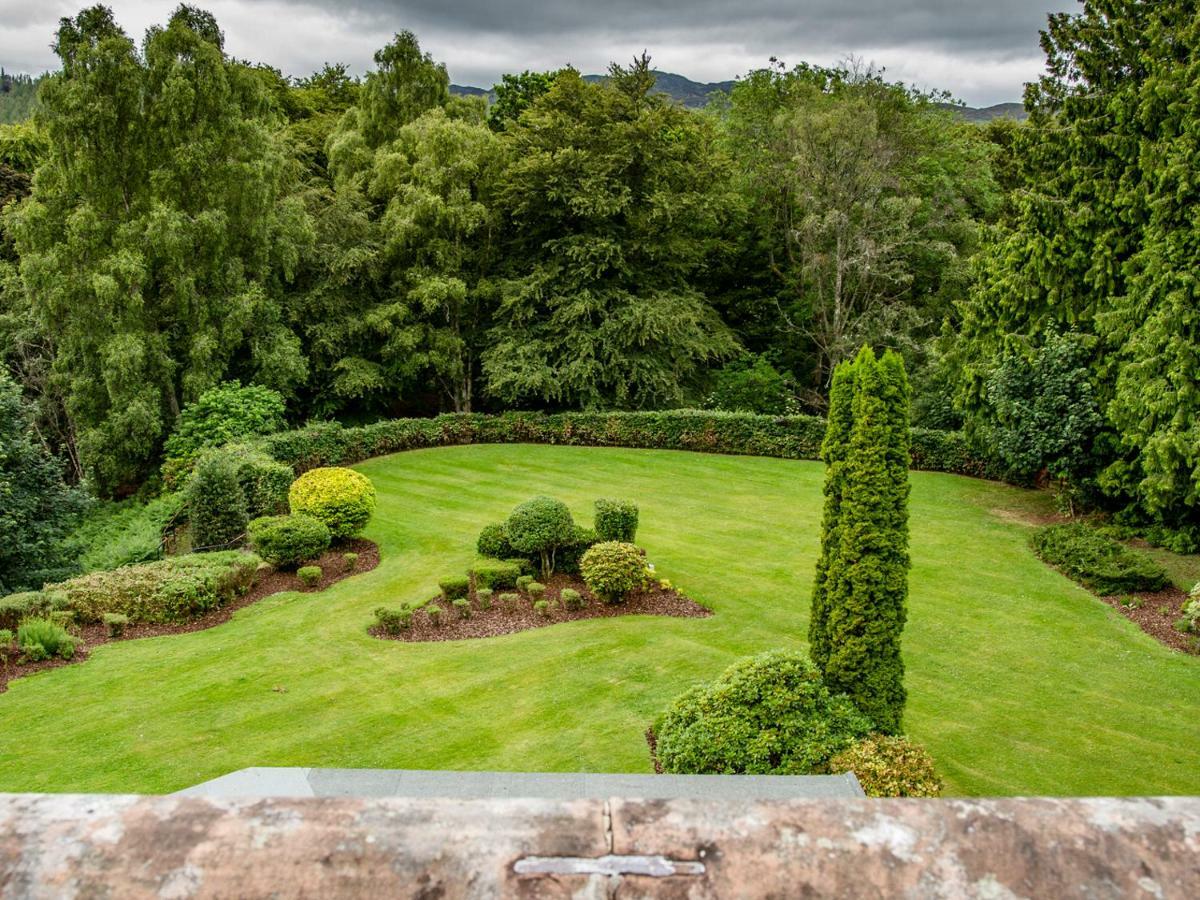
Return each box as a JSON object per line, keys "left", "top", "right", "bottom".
{"left": 256, "top": 410, "right": 1002, "bottom": 479}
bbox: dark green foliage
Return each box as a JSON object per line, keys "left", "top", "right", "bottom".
{"left": 1030, "top": 524, "right": 1169, "bottom": 595}
{"left": 476, "top": 523, "right": 514, "bottom": 560}
{"left": 0, "top": 374, "right": 87, "bottom": 594}
{"left": 488, "top": 69, "right": 563, "bottom": 130}
{"left": 828, "top": 735, "right": 943, "bottom": 797}
{"left": 594, "top": 499, "right": 639, "bottom": 543}
{"left": 247, "top": 514, "right": 331, "bottom": 568}
{"left": 505, "top": 557, "right": 537, "bottom": 576}
{"left": 560, "top": 588, "right": 583, "bottom": 611}
{"left": 102, "top": 612, "right": 129, "bottom": 638}
{"left": 705, "top": 356, "right": 796, "bottom": 415}
{"left": 226, "top": 446, "right": 293, "bottom": 521}
{"left": 297, "top": 565, "right": 322, "bottom": 588}
{"left": 505, "top": 497, "right": 575, "bottom": 578}
{"left": 17, "top": 617, "right": 76, "bottom": 662}
{"left": 470, "top": 559, "right": 521, "bottom": 591}
{"left": 162, "top": 383, "right": 286, "bottom": 476}
{"left": 818, "top": 348, "right": 912, "bottom": 735}
{"left": 45, "top": 551, "right": 259, "bottom": 624}
{"left": 187, "top": 451, "right": 249, "bottom": 551}
{"left": 73, "top": 493, "right": 185, "bottom": 573}
{"left": 439, "top": 575, "right": 470, "bottom": 600}
{"left": 580, "top": 541, "right": 645, "bottom": 603}
{"left": 556, "top": 526, "right": 600, "bottom": 575}
{"left": 655, "top": 650, "right": 873, "bottom": 774}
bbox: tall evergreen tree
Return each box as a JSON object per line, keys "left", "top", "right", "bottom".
{"left": 820, "top": 346, "right": 911, "bottom": 733}
{"left": 809, "top": 355, "right": 857, "bottom": 671}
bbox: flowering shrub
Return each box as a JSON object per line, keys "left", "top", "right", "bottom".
{"left": 288, "top": 467, "right": 376, "bottom": 539}
{"left": 580, "top": 541, "right": 646, "bottom": 603}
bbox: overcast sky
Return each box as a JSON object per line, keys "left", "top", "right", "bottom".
{"left": 1, "top": 0, "right": 1079, "bottom": 106}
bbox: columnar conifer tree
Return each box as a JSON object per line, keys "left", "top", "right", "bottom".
{"left": 813, "top": 346, "right": 911, "bottom": 733}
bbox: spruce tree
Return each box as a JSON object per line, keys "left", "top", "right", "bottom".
{"left": 821, "top": 347, "right": 911, "bottom": 733}
{"left": 809, "top": 356, "right": 858, "bottom": 671}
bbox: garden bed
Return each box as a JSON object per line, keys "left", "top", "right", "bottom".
{"left": 370, "top": 573, "right": 710, "bottom": 643}
{"left": 1102, "top": 586, "right": 1197, "bottom": 655}
{"left": 0, "top": 539, "right": 379, "bottom": 694}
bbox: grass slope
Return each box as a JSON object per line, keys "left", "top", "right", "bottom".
{"left": 1, "top": 445, "right": 1197, "bottom": 795}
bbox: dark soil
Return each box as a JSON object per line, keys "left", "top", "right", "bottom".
{"left": 0, "top": 539, "right": 380, "bottom": 694}
{"left": 1101, "top": 586, "right": 1198, "bottom": 655}
{"left": 369, "top": 572, "right": 711, "bottom": 643}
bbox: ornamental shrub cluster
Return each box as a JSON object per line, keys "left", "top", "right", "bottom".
{"left": 187, "top": 445, "right": 294, "bottom": 551}
{"left": 504, "top": 497, "right": 575, "bottom": 578}
{"left": 247, "top": 515, "right": 331, "bottom": 568}
{"left": 654, "top": 651, "right": 873, "bottom": 775}
{"left": 580, "top": 542, "right": 646, "bottom": 603}
{"left": 41, "top": 552, "right": 260, "bottom": 624}
{"left": 811, "top": 347, "right": 911, "bottom": 735}
{"left": 828, "top": 735, "right": 943, "bottom": 798}
{"left": 288, "top": 467, "right": 376, "bottom": 539}
{"left": 253, "top": 411, "right": 997, "bottom": 480}
{"left": 162, "top": 382, "right": 287, "bottom": 482}
{"left": 0, "top": 590, "right": 70, "bottom": 631}
{"left": 1030, "top": 523, "right": 1169, "bottom": 595}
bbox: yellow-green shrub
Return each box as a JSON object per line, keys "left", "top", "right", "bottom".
{"left": 288, "top": 467, "right": 377, "bottom": 539}
{"left": 828, "top": 735, "right": 943, "bottom": 797}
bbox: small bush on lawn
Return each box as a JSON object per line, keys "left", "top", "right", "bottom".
{"left": 426, "top": 603, "right": 443, "bottom": 626}
{"left": 1030, "top": 523, "right": 1169, "bottom": 594}
{"left": 560, "top": 588, "right": 583, "bottom": 611}
{"left": 297, "top": 566, "right": 322, "bottom": 588}
{"left": 516, "top": 575, "right": 534, "bottom": 591}
{"left": 439, "top": 575, "right": 470, "bottom": 600}
{"left": 828, "top": 735, "right": 943, "bottom": 797}
{"left": 476, "top": 588, "right": 493, "bottom": 610}
{"left": 17, "top": 618, "right": 76, "bottom": 662}
{"left": 103, "top": 612, "right": 129, "bottom": 638}
{"left": 580, "top": 542, "right": 646, "bottom": 603}
{"left": 498, "top": 592, "right": 519, "bottom": 608}
{"left": 187, "top": 450, "right": 249, "bottom": 551}
{"left": 471, "top": 559, "right": 522, "bottom": 590}
{"left": 594, "top": 499, "right": 639, "bottom": 543}
{"left": 453, "top": 598, "right": 471, "bottom": 619}
{"left": 45, "top": 553, "right": 260, "bottom": 624}
{"left": 505, "top": 497, "right": 575, "bottom": 578}
{"left": 343, "top": 552, "right": 359, "bottom": 571}
{"left": 248, "top": 514, "right": 331, "bottom": 568}
{"left": 655, "top": 650, "right": 872, "bottom": 775}
{"left": 289, "top": 467, "right": 377, "bottom": 539}
{"left": 533, "top": 600, "right": 550, "bottom": 617}
{"left": 476, "top": 523, "right": 515, "bottom": 560}
{"left": 557, "top": 526, "right": 599, "bottom": 575}
{"left": 527, "top": 582, "right": 546, "bottom": 600}
{"left": 374, "top": 606, "right": 411, "bottom": 635}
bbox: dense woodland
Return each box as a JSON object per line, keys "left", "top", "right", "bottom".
{"left": 2, "top": 0, "right": 1199, "bottom": 591}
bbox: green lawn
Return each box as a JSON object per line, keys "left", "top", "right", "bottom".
{"left": 2, "top": 444, "right": 1198, "bottom": 796}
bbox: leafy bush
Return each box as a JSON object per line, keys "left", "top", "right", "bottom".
{"left": 471, "top": 559, "right": 522, "bottom": 590}
{"left": 1178, "top": 587, "right": 1200, "bottom": 634}
{"left": 374, "top": 606, "right": 411, "bottom": 635}
{"left": 17, "top": 618, "right": 76, "bottom": 662}
{"left": 343, "top": 552, "right": 359, "bottom": 571}
{"left": 594, "top": 499, "right": 639, "bottom": 543}
{"left": 476, "top": 588, "right": 493, "bottom": 610}
{"left": 226, "top": 445, "right": 294, "bottom": 520}
{"left": 527, "top": 582, "right": 546, "bottom": 600}
{"left": 163, "top": 382, "right": 286, "bottom": 478}
{"left": 103, "top": 612, "right": 129, "bottom": 638}
{"left": 0, "top": 590, "right": 65, "bottom": 631}
{"left": 580, "top": 541, "right": 646, "bottom": 603}
{"left": 557, "top": 526, "right": 599, "bottom": 575}
{"left": 188, "top": 450, "right": 249, "bottom": 551}
{"left": 516, "top": 575, "right": 534, "bottom": 591}
{"left": 560, "top": 588, "right": 583, "bottom": 611}
{"left": 505, "top": 497, "right": 575, "bottom": 577}
{"left": 426, "top": 603, "right": 443, "bottom": 626}
{"left": 705, "top": 355, "right": 797, "bottom": 415}
{"left": 655, "top": 651, "right": 872, "bottom": 775}
{"left": 506, "top": 557, "right": 537, "bottom": 576}
{"left": 476, "top": 523, "right": 515, "bottom": 560}
{"left": 453, "top": 598, "right": 471, "bottom": 618}
{"left": 247, "top": 515, "right": 331, "bottom": 568}
{"left": 533, "top": 599, "right": 549, "bottom": 617}
{"left": 288, "top": 467, "right": 377, "bottom": 539}
{"left": 45, "top": 552, "right": 260, "bottom": 624}
{"left": 73, "top": 493, "right": 185, "bottom": 573}
{"left": 439, "top": 575, "right": 470, "bottom": 600}
{"left": 297, "top": 566, "right": 322, "bottom": 588}
{"left": 498, "top": 592, "right": 519, "bottom": 607}
{"left": 829, "top": 735, "right": 943, "bottom": 798}
{"left": 1030, "top": 523, "right": 1169, "bottom": 594}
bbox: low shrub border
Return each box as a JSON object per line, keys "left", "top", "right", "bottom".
{"left": 254, "top": 410, "right": 1001, "bottom": 480}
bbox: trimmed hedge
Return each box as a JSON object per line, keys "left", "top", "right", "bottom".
{"left": 471, "top": 559, "right": 522, "bottom": 591}
{"left": 0, "top": 590, "right": 69, "bottom": 631}
{"left": 247, "top": 514, "right": 331, "bottom": 568}
{"left": 253, "top": 411, "right": 999, "bottom": 479}
{"left": 1030, "top": 523, "right": 1169, "bottom": 595}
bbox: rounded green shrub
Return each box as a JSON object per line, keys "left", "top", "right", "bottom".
{"left": 580, "top": 541, "right": 645, "bottom": 603}
{"left": 560, "top": 588, "right": 583, "bottom": 611}
{"left": 505, "top": 497, "right": 575, "bottom": 577}
{"left": 289, "top": 467, "right": 377, "bottom": 539}
{"left": 247, "top": 514, "right": 331, "bottom": 568}
{"left": 426, "top": 603, "right": 443, "bottom": 626}
{"left": 498, "top": 592, "right": 519, "bottom": 608}
{"left": 440, "top": 575, "right": 470, "bottom": 600}
{"left": 527, "top": 582, "right": 546, "bottom": 600}
{"left": 533, "top": 599, "right": 550, "bottom": 617}
{"left": 594, "top": 499, "right": 639, "bottom": 543}
{"left": 1030, "top": 523, "right": 1169, "bottom": 594}
{"left": 516, "top": 575, "right": 534, "bottom": 592}
{"left": 655, "top": 650, "right": 872, "bottom": 775}
{"left": 829, "top": 735, "right": 943, "bottom": 797}
{"left": 374, "top": 606, "right": 410, "bottom": 635}
{"left": 102, "top": 612, "right": 129, "bottom": 638}
{"left": 476, "top": 523, "right": 515, "bottom": 560}
{"left": 297, "top": 566, "right": 322, "bottom": 588}
{"left": 453, "top": 598, "right": 471, "bottom": 618}
{"left": 476, "top": 588, "right": 493, "bottom": 610}
{"left": 17, "top": 617, "right": 76, "bottom": 662}
{"left": 343, "top": 552, "right": 359, "bottom": 571}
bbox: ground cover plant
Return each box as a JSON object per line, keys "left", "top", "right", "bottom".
{"left": 1031, "top": 524, "right": 1170, "bottom": 595}
{"left": 0, "top": 444, "right": 1198, "bottom": 796}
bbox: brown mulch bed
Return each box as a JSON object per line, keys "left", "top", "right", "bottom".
{"left": 0, "top": 539, "right": 380, "bottom": 694}
{"left": 1101, "top": 586, "right": 1197, "bottom": 655}
{"left": 370, "top": 573, "right": 711, "bottom": 643}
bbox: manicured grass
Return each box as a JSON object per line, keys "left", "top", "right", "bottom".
{"left": 1, "top": 444, "right": 1198, "bottom": 796}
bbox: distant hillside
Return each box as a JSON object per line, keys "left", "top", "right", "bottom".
{"left": 938, "top": 101, "right": 1027, "bottom": 123}
{"left": 0, "top": 71, "right": 41, "bottom": 124}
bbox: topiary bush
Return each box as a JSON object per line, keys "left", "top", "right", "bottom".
{"left": 439, "top": 575, "right": 470, "bottom": 600}
{"left": 471, "top": 559, "right": 522, "bottom": 591}
{"left": 654, "top": 650, "right": 872, "bottom": 775}
{"left": 527, "top": 582, "right": 546, "bottom": 601}
{"left": 476, "top": 523, "right": 515, "bottom": 560}
{"left": 557, "top": 526, "right": 599, "bottom": 575}
{"left": 17, "top": 617, "right": 76, "bottom": 662}
{"left": 297, "top": 565, "right": 322, "bottom": 588}
{"left": 476, "top": 588, "right": 493, "bottom": 610}
{"left": 829, "top": 735, "right": 943, "bottom": 797}
{"left": 1031, "top": 523, "right": 1169, "bottom": 595}
{"left": 516, "top": 575, "right": 534, "bottom": 592}
{"left": 426, "top": 603, "right": 443, "bottom": 626}
{"left": 343, "top": 552, "right": 359, "bottom": 571}
{"left": 289, "top": 467, "right": 377, "bottom": 539}
{"left": 505, "top": 497, "right": 575, "bottom": 578}
{"left": 102, "top": 612, "right": 129, "bottom": 638}
{"left": 533, "top": 599, "right": 550, "bottom": 617}
{"left": 374, "top": 606, "right": 411, "bottom": 635}
{"left": 247, "top": 515, "right": 331, "bottom": 568}
{"left": 453, "top": 598, "right": 471, "bottom": 619}
{"left": 498, "top": 592, "right": 519, "bottom": 608}
{"left": 560, "top": 588, "right": 583, "bottom": 611}
{"left": 580, "top": 541, "right": 646, "bottom": 603}
{"left": 188, "top": 450, "right": 249, "bottom": 551}
{"left": 594, "top": 499, "right": 639, "bottom": 543}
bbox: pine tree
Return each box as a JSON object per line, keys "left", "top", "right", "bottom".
{"left": 809, "top": 355, "right": 858, "bottom": 671}
{"left": 820, "top": 346, "right": 911, "bottom": 733}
